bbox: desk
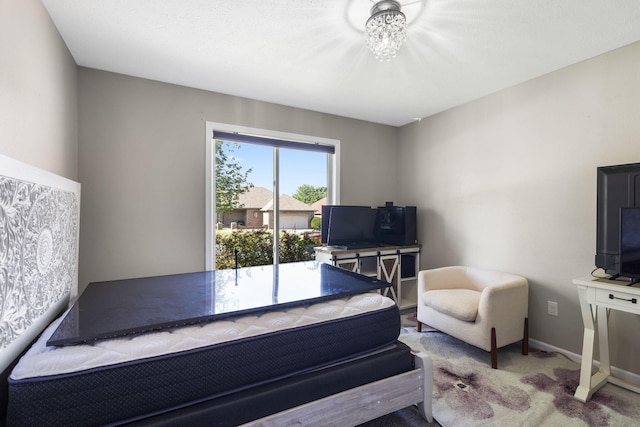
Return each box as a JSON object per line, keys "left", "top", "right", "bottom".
{"left": 574, "top": 276, "right": 640, "bottom": 402}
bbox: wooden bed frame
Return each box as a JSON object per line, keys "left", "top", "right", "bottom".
{"left": 245, "top": 351, "right": 432, "bottom": 426}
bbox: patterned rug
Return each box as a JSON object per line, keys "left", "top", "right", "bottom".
{"left": 377, "top": 321, "right": 640, "bottom": 427}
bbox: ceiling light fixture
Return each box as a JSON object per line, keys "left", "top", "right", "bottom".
{"left": 365, "top": 0, "right": 407, "bottom": 62}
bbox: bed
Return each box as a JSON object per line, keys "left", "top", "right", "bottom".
{"left": 0, "top": 154, "right": 432, "bottom": 426}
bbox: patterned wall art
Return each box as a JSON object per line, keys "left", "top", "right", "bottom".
{"left": 0, "top": 155, "right": 80, "bottom": 371}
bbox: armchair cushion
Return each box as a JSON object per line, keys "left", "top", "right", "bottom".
{"left": 424, "top": 289, "right": 481, "bottom": 322}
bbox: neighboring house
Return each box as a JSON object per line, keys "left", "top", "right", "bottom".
{"left": 223, "top": 186, "right": 273, "bottom": 228}
{"left": 223, "top": 187, "right": 316, "bottom": 230}
{"left": 310, "top": 197, "right": 327, "bottom": 217}
{"left": 261, "top": 193, "right": 316, "bottom": 230}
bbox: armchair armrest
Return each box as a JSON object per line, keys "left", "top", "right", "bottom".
{"left": 478, "top": 277, "right": 529, "bottom": 326}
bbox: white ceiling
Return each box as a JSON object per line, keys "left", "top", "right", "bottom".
{"left": 43, "top": 0, "right": 640, "bottom": 127}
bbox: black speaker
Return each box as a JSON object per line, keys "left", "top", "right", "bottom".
{"left": 400, "top": 253, "right": 417, "bottom": 278}
{"left": 375, "top": 206, "right": 417, "bottom": 246}
{"left": 404, "top": 206, "right": 417, "bottom": 245}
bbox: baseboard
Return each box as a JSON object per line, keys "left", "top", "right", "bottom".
{"left": 529, "top": 338, "right": 640, "bottom": 389}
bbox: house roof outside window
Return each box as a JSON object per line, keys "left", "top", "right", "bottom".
{"left": 237, "top": 187, "right": 316, "bottom": 214}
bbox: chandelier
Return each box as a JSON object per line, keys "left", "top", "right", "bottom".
{"left": 365, "top": 0, "right": 407, "bottom": 62}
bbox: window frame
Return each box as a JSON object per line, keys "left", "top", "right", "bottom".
{"left": 205, "top": 121, "right": 341, "bottom": 270}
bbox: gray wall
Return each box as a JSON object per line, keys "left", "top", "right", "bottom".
{"left": 398, "top": 41, "right": 640, "bottom": 375}
{"left": 77, "top": 69, "right": 399, "bottom": 290}
{"left": 0, "top": 0, "right": 77, "bottom": 179}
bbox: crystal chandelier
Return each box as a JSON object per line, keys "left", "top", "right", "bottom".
{"left": 365, "top": 0, "right": 407, "bottom": 62}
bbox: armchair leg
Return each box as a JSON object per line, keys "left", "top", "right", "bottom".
{"left": 491, "top": 327, "right": 497, "bottom": 369}
{"left": 522, "top": 317, "right": 529, "bottom": 355}
{"left": 417, "top": 321, "right": 422, "bottom": 332}
{"left": 490, "top": 318, "right": 528, "bottom": 369}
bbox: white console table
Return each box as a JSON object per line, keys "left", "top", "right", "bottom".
{"left": 574, "top": 276, "right": 640, "bottom": 402}
{"left": 314, "top": 244, "right": 421, "bottom": 310}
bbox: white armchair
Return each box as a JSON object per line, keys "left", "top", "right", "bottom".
{"left": 416, "top": 266, "right": 528, "bottom": 369}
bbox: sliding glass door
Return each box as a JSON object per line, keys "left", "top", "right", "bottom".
{"left": 205, "top": 123, "right": 340, "bottom": 270}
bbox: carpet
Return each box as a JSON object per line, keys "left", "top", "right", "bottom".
{"left": 366, "top": 320, "right": 640, "bottom": 426}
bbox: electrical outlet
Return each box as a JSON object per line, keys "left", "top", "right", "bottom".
{"left": 547, "top": 301, "right": 558, "bottom": 316}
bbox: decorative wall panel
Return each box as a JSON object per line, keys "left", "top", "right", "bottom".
{"left": 0, "top": 155, "right": 80, "bottom": 371}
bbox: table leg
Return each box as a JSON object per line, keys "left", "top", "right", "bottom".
{"left": 597, "top": 305, "right": 611, "bottom": 377}
{"left": 574, "top": 286, "right": 610, "bottom": 402}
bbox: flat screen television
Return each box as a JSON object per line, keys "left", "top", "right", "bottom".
{"left": 326, "top": 206, "right": 377, "bottom": 247}
{"left": 596, "top": 162, "right": 640, "bottom": 276}
{"left": 619, "top": 207, "right": 640, "bottom": 282}
{"left": 321, "top": 205, "right": 367, "bottom": 244}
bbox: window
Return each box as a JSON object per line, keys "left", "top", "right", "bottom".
{"left": 205, "top": 122, "right": 340, "bottom": 270}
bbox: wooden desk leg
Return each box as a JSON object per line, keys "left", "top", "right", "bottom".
{"left": 574, "top": 286, "right": 609, "bottom": 402}
{"left": 597, "top": 305, "right": 611, "bottom": 377}
{"left": 575, "top": 304, "right": 596, "bottom": 400}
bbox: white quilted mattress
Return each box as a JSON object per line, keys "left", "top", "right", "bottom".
{"left": 11, "top": 292, "right": 395, "bottom": 380}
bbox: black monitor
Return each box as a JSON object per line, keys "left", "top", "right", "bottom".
{"left": 326, "top": 206, "right": 377, "bottom": 247}
{"left": 321, "top": 205, "right": 367, "bottom": 244}
{"left": 619, "top": 207, "right": 640, "bottom": 282}
{"left": 595, "top": 162, "right": 640, "bottom": 276}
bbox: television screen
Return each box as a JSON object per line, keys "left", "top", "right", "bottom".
{"left": 321, "top": 205, "right": 367, "bottom": 244}
{"left": 595, "top": 162, "right": 640, "bottom": 276}
{"left": 326, "top": 206, "right": 377, "bottom": 246}
{"left": 619, "top": 208, "right": 640, "bottom": 281}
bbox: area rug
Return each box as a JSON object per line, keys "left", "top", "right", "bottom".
{"left": 386, "top": 322, "right": 640, "bottom": 427}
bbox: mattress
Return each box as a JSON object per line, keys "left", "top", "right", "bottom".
{"left": 8, "top": 293, "right": 400, "bottom": 426}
